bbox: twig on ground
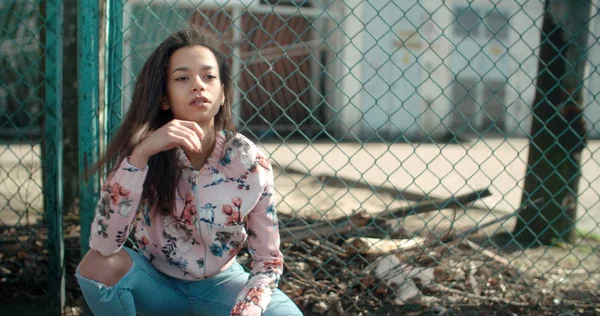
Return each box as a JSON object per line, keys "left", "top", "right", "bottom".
{"left": 441, "top": 198, "right": 544, "bottom": 243}
{"left": 280, "top": 188, "right": 492, "bottom": 243}
{"left": 343, "top": 237, "right": 427, "bottom": 256}
{"left": 430, "top": 284, "right": 530, "bottom": 307}
{"left": 462, "top": 239, "right": 511, "bottom": 267}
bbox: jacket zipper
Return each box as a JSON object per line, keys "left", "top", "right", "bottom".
{"left": 195, "top": 171, "right": 207, "bottom": 279}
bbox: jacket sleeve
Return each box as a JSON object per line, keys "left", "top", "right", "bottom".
{"left": 231, "top": 161, "right": 284, "bottom": 316}
{"left": 89, "top": 158, "right": 148, "bottom": 256}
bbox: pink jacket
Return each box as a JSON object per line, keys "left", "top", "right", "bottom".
{"left": 89, "top": 131, "right": 283, "bottom": 315}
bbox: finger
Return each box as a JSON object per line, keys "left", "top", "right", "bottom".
{"left": 170, "top": 132, "right": 199, "bottom": 153}
{"left": 175, "top": 123, "right": 203, "bottom": 152}
{"left": 178, "top": 121, "right": 205, "bottom": 141}
{"left": 178, "top": 129, "right": 202, "bottom": 152}
{"left": 169, "top": 120, "right": 201, "bottom": 144}
{"left": 168, "top": 128, "right": 201, "bottom": 152}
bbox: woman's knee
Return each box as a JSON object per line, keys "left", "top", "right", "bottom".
{"left": 78, "top": 248, "right": 133, "bottom": 287}
{"left": 264, "top": 289, "right": 303, "bottom": 316}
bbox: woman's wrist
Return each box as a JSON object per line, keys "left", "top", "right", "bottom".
{"left": 129, "top": 143, "right": 151, "bottom": 168}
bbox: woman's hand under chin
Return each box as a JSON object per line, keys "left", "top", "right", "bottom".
{"left": 129, "top": 119, "right": 205, "bottom": 168}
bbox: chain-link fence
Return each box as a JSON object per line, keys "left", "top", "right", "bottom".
{"left": 0, "top": 0, "right": 64, "bottom": 313}
{"left": 2, "top": 0, "right": 600, "bottom": 315}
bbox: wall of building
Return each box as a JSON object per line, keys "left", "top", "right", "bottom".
{"left": 346, "top": 0, "right": 551, "bottom": 140}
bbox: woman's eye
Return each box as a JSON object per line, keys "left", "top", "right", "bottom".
{"left": 205, "top": 75, "right": 217, "bottom": 80}
{"left": 175, "top": 77, "right": 188, "bottom": 81}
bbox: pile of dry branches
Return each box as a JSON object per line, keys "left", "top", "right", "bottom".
{"left": 2, "top": 189, "right": 600, "bottom": 315}
{"left": 262, "top": 190, "right": 599, "bottom": 315}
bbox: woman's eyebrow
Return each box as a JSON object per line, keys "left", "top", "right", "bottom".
{"left": 172, "top": 65, "right": 217, "bottom": 74}
{"left": 172, "top": 66, "right": 190, "bottom": 74}
{"left": 200, "top": 65, "right": 217, "bottom": 71}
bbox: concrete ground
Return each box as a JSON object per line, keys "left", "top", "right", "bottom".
{"left": 0, "top": 144, "right": 43, "bottom": 227}
{"left": 1, "top": 138, "right": 598, "bottom": 238}
{"left": 261, "top": 138, "right": 600, "bottom": 237}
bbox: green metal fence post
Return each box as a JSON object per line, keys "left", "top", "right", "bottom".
{"left": 78, "top": 0, "right": 101, "bottom": 257}
{"left": 107, "top": 0, "right": 123, "bottom": 141}
{"left": 44, "top": 0, "right": 65, "bottom": 313}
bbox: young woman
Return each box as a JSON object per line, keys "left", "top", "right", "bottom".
{"left": 76, "top": 27, "right": 302, "bottom": 316}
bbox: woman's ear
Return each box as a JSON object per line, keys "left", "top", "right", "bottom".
{"left": 161, "top": 99, "right": 170, "bottom": 110}
{"left": 221, "top": 84, "right": 225, "bottom": 106}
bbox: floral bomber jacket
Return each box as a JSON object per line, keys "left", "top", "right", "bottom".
{"left": 89, "top": 131, "right": 283, "bottom": 316}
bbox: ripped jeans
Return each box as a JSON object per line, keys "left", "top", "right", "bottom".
{"left": 75, "top": 247, "right": 302, "bottom": 316}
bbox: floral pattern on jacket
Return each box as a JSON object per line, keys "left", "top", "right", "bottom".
{"left": 89, "top": 131, "right": 283, "bottom": 316}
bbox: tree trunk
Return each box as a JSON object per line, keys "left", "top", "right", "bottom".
{"left": 513, "top": 0, "right": 591, "bottom": 244}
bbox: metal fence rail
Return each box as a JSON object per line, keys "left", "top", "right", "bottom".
{"left": 1, "top": 0, "right": 600, "bottom": 314}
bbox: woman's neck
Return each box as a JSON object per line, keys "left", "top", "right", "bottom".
{"left": 184, "top": 123, "right": 217, "bottom": 170}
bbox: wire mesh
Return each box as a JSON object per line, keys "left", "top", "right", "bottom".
{"left": 102, "top": 0, "right": 600, "bottom": 313}
{"left": 0, "top": 0, "right": 56, "bottom": 307}
{"left": 2, "top": 0, "right": 600, "bottom": 314}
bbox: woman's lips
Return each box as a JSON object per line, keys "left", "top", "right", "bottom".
{"left": 190, "top": 96, "right": 209, "bottom": 105}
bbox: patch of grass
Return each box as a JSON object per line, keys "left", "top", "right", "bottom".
{"left": 575, "top": 228, "right": 600, "bottom": 243}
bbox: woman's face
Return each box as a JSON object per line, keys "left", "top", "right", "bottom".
{"left": 165, "top": 45, "right": 224, "bottom": 129}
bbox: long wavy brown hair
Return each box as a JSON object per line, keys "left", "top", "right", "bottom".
{"left": 90, "top": 27, "right": 235, "bottom": 216}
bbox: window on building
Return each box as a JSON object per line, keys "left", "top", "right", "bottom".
{"left": 454, "top": 7, "right": 481, "bottom": 37}
{"left": 260, "top": 0, "right": 312, "bottom": 7}
{"left": 484, "top": 10, "right": 509, "bottom": 40}
{"left": 481, "top": 81, "right": 507, "bottom": 132}
{"left": 450, "top": 79, "right": 479, "bottom": 133}
{"left": 454, "top": 6, "right": 509, "bottom": 40}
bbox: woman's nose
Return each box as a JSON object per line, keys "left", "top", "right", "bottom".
{"left": 191, "top": 76, "right": 205, "bottom": 91}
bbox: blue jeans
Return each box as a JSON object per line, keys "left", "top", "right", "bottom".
{"left": 76, "top": 247, "right": 303, "bottom": 316}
